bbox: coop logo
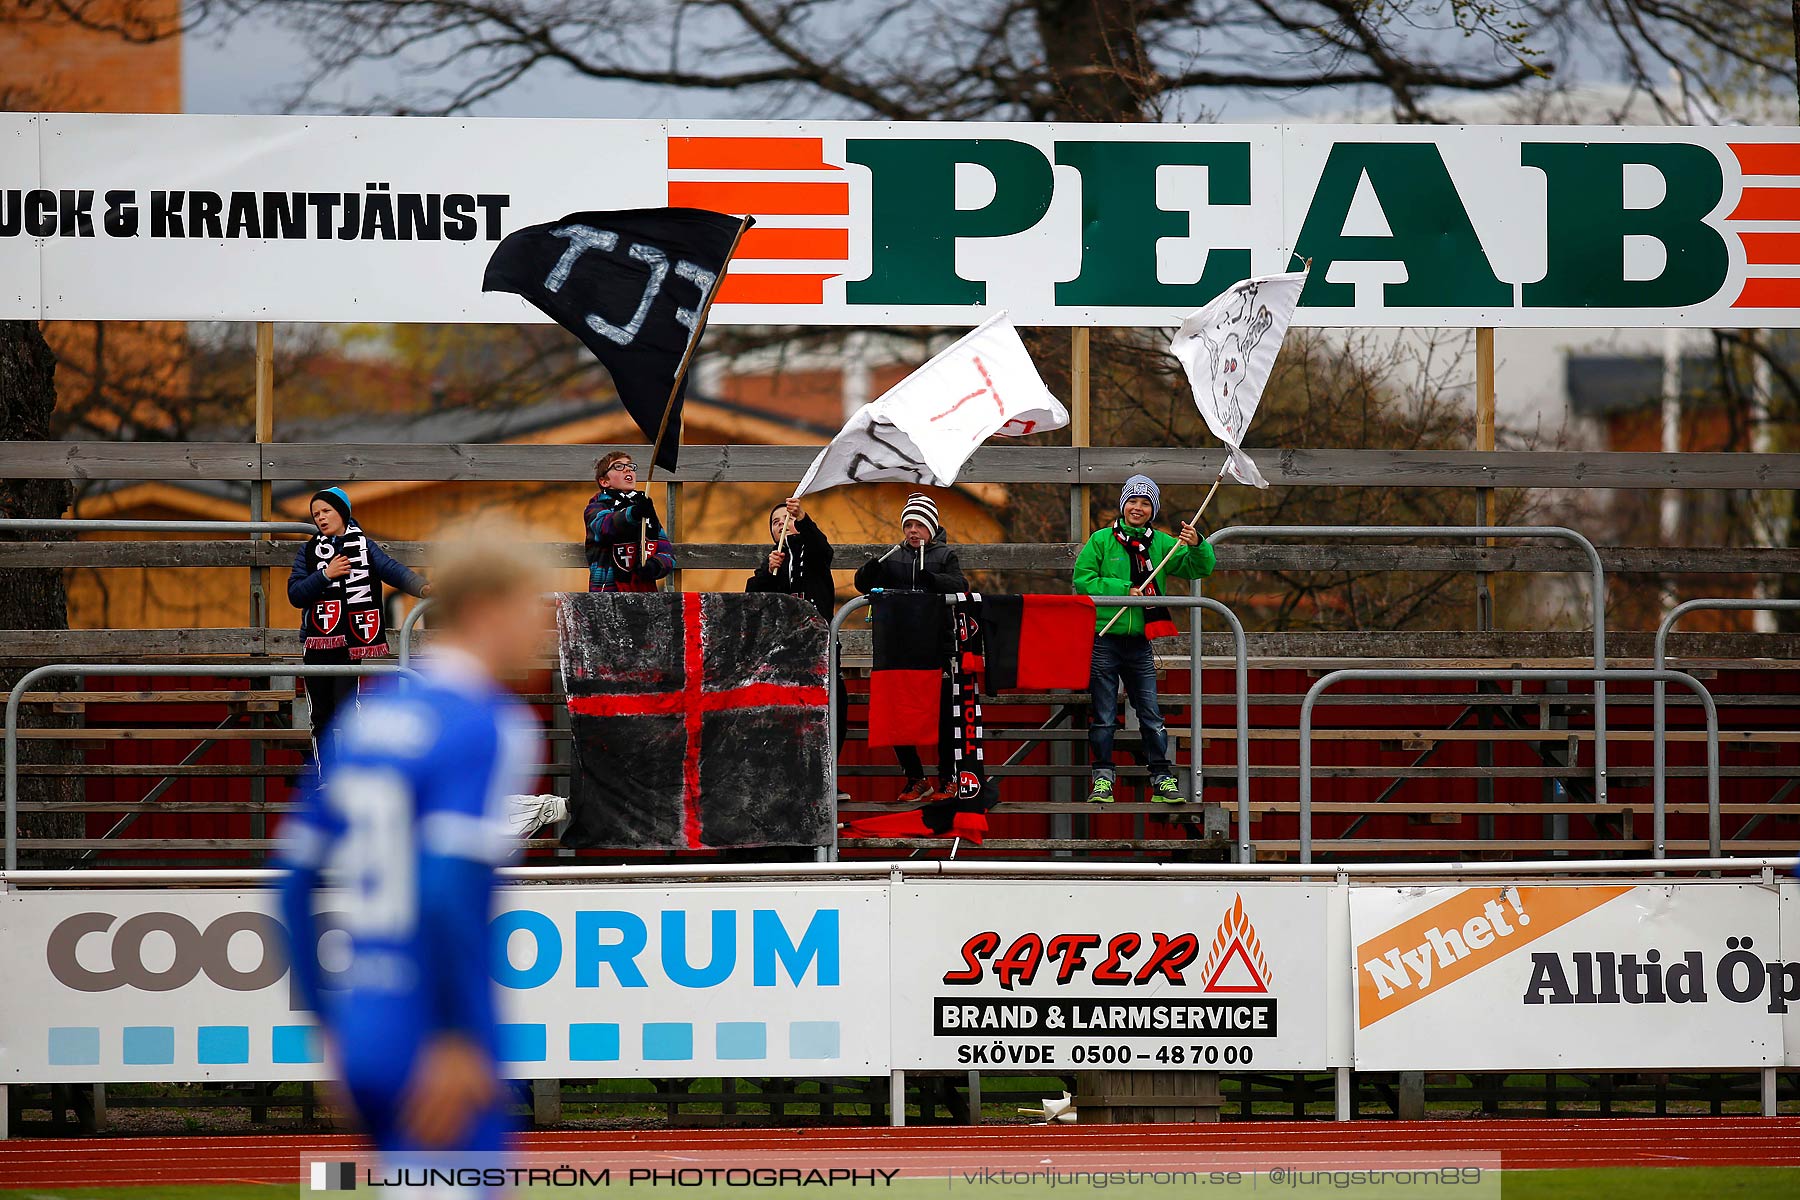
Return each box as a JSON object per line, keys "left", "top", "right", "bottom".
{"left": 44, "top": 907, "right": 841, "bottom": 1003}
{"left": 680, "top": 130, "right": 1800, "bottom": 316}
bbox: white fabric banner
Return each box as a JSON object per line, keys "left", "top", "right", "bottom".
{"left": 1169, "top": 270, "right": 1306, "bottom": 488}
{"left": 795, "top": 313, "right": 1067, "bottom": 495}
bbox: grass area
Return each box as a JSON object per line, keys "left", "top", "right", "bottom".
{"left": 7, "top": 1167, "right": 1799, "bottom": 1200}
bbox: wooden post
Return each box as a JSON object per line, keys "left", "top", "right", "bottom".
{"left": 1474, "top": 329, "right": 1496, "bottom": 838}
{"left": 251, "top": 322, "right": 274, "bottom": 849}
{"left": 251, "top": 322, "right": 275, "bottom": 632}
{"left": 1070, "top": 328, "right": 1091, "bottom": 540}
{"left": 1473, "top": 328, "right": 1496, "bottom": 631}
{"left": 664, "top": 478, "right": 680, "bottom": 593}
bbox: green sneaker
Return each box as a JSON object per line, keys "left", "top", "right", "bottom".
{"left": 1085, "top": 775, "right": 1115, "bottom": 804}
{"left": 1149, "top": 775, "right": 1186, "bottom": 804}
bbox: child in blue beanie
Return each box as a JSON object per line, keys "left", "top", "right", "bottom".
{"left": 1071, "top": 474, "right": 1215, "bottom": 804}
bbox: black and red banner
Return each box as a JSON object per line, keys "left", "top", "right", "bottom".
{"left": 868, "top": 591, "right": 945, "bottom": 749}
{"left": 974, "top": 594, "right": 1095, "bottom": 692}
{"left": 556, "top": 591, "right": 831, "bottom": 849}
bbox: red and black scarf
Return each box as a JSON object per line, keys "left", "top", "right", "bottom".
{"left": 303, "top": 522, "right": 388, "bottom": 662}
{"left": 1112, "top": 520, "right": 1178, "bottom": 640}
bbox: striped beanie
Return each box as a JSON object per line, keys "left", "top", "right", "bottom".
{"left": 1119, "top": 474, "right": 1160, "bottom": 521}
{"left": 900, "top": 492, "right": 939, "bottom": 537}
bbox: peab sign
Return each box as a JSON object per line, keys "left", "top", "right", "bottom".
{"left": 5, "top": 114, "right": 1800, "bottom": 327}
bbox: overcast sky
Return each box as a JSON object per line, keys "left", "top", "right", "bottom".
{"left": 180, "top": 5, "right": 1622, "bottom": 124}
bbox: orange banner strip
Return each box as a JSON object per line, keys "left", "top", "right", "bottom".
{"left": 669, "top": 137, "right": 832, "bottom": 172}
{"left": 735, "top": 227, "right": 850, "bottom": 261}
{"left": 1356, "top": 885, "right": 1631, "bottom": 1029}
{"left": 669, "top": 181, "right": 850, "bottom": 217}
{"left": 1738, "top": 233, "right": 1800, "bottom": 265}
{"left": 716, "top": 274, "right": 833, "bottom": 305}
{"left": 1733, "top": 277, "right": 1800, "bottom": 308}
{"left": 1727, "top": 187, "right": 1800, "bottom": 221}
{"left": 1731, "top": 143, "right": 1800, "bottom": 177}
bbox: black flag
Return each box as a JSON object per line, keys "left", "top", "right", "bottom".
{"left": 482, "top": 208, "right": 751, "bottom": 471}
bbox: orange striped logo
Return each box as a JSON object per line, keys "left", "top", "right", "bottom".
{"left": 667, "top": 136, "right": 851, "bottom": 305}
{"left": 1200, "top": 894, "right": 1272, "bottom": 993}
{"left": 1728, "top": 142, "right": 1800, "bottom": 308}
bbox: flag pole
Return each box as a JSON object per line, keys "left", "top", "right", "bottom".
{"left": 1097, "top": 261, "right": 1307, "bottom": 634}
{"left": 1096, "top": 460, "right": 1229, "bottom": 637}
{"left": 640, "top": 214, "right": 755, "bottom": 559}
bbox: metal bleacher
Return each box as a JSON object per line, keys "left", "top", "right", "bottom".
{"left": 3, "top": 439, "right": 1800, "bottom": 866}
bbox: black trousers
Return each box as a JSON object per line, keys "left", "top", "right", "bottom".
{"left": 306, "top": 673, "right": 360, "bottom": 756}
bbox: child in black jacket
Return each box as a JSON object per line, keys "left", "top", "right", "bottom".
{"left": 745, "top": 496, "right": 845, "bottom": 756}
{"left": 745, "top": 497, "right": 835, "bottom": 619}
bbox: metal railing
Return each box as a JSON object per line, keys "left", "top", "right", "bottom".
{"left": 3, "top": 855, "right": 1791, "bottom": 887}
{"left": 1654, "top": 598, "right": 1800, "bottom": 860}
{"left": 1206, "top": 525, "right": 1610, "bottom": 802}
{"left": 398, "top": 596, "right": 436, "bottom": 668}
{"left": 1299, "top": 668, "right": 1720, "bottom": 864}
{"left": 4, "top": 663, "right": 415, "bottom": 870}
{"left": 826, "top": 591, "right": 1249, "bottom": 861}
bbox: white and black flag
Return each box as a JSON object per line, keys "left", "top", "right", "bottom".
{"left": 795, "top": 312, "right": 1067, "bottom": 496}
{"left": 482, "top": 207, "right": 751, "bottom": 471}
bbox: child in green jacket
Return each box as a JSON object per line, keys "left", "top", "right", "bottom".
{"left": 1071, "top": 474, "right": 1216, "bottom": 804}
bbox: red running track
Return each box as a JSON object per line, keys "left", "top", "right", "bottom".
{"left": 4, "top": 1118, "right": 1800, "bottom": 1189}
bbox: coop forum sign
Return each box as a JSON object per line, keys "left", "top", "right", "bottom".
{"left": 6, "top": 113, "right": 1800, "bottom": 327}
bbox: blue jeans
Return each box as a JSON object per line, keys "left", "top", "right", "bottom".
{"left": 1088, "top": 633, "right": 1171, "bottom": 778}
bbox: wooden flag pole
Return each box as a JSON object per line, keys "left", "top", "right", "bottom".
{"left": 1096, "top": 461, "right": 1227, "bottom": 637}
{"left": 1097, "top": 260, "right": 1304, "bottom": 634}
{"left": 640, "top": 214, "right": 754, "bottom": 560}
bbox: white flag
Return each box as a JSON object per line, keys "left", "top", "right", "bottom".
{"left": 1170, "top": 269, "right": 1307, "bottom": 490}
{"left": 796, "top": 312, "right": 1067, "bottom": 496}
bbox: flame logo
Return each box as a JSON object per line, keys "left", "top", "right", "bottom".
{"left": 1200, "top": 893, "right": 1272, "bottom": 993}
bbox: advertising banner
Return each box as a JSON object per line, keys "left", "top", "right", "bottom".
{"left": 7, "top": 114, "right": 1800, "bottom": 328}
{"left": 1351, "top": 883, "right": 1787, "bottom": 1071}
{"left": 7, "top": 877, "right": 1796, "bottom": 1085}
{"left": 0, "top": 884, "right": 889, "bottom": 1083}
{"left": 888, "top": 881, "right": 1340, "bottom": 1071}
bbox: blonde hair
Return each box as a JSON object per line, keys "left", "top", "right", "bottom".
{"left": 427, "top": 519, "right": 552, "bottom": 626}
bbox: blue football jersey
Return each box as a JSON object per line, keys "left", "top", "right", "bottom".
{"left": 277, "top": 651, "right": 537, "bottom": 1151}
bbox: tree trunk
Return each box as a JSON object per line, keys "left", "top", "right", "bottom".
{"left": 1033, "top": 0, "right": 1154, "bottom": 121}
{"left": 0, "top": 320, "right": 79, "bottom": 859}
{"left": 1787, "top": 4, "right": 1800, "bottom": 632}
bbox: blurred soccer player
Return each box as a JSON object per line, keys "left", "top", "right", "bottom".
{"left": 277, "top": 526, "right": 549, "bottom": 1159}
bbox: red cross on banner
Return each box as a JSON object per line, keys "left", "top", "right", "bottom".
{"left": 557, "top": 591, "right": 833, "bottom": 850}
